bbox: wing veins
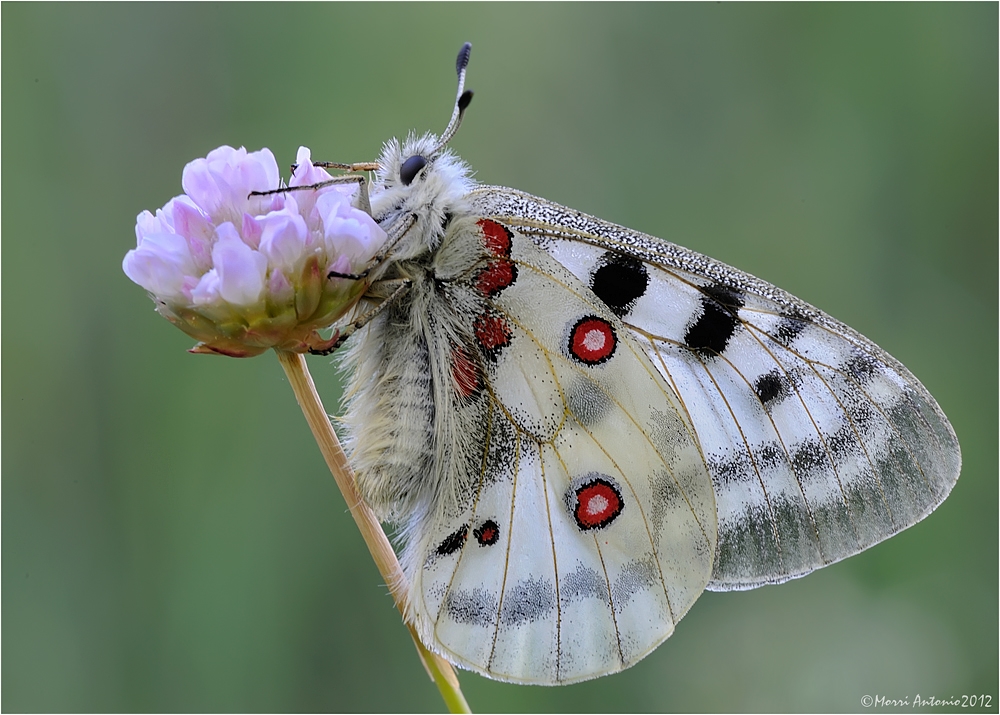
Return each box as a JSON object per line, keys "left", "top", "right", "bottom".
{"left": 738, "top": 301, "right": 939, "bottom": 504}
{"left": 492, "top": 295, "right": 714, "bottom": 549}
{"left": 536, "top": 444, "right": 564, "bottom": 682}
{"left": 797, "top": 359, "right": 899, "bottom": 530}
{"left": 427, "top": 399, "right": 512, "bottom": 671}
{"left": 685, "top": 344, "right": 788, "bottom": 571}
{"left": 486, "top": 430, "right": 522, "bottom": 673}
{"left": 635, "top": 324, "right": 869, "bottom": 547}
{"left": 709, "top": 330, "right": 831, "bottom": 562}
{"left": 808, "top": 355, "right": 936, "bottom": 498}
{"left": 553, "top": 414, "right": 679, "bottom": 627}
{"left": 729, "top": 304, "right": 951, "bottom": 461}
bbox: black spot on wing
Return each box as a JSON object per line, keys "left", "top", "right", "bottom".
{"left": 473, "top": 519, "right": 500, "bottom": 546}
{"left": 590, "top": 251, "right": 649, "bottom": 318}
{"left": 791, "top": 440, "right": 828, "bottom": 474}
{"left": 757, "top": 442, "right": 784, "bottom": 470}
{"left": 436, "top": 525, "right": 468, "bottom": 555}
{"left": 684, "top": 284, "right": 745, "bottom": 356}
{"left": 775, "top": 309, "right": 809, "bottom": 345}
{"left": 708, "top": 450, "right": 754, "bottom": 487}
{"left": 754, "top": 370, "right": 788, "bottom": 406}
{"left": 844, "top": 349, "right": 880, "bottom": 382}
{"left": 706, "top": 442, "right": 785, "bottom": 489}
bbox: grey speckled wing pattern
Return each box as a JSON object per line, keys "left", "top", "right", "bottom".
{"left": 470, "top": 186, "right": 961, "bottom": 591}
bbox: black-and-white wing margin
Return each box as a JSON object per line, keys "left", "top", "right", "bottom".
{"left": 471, "top": 186, "right": 960, "bottom": 591}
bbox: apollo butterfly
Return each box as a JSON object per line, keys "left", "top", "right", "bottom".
{"left": 313, "top": 43, "right": 960, "bottom": 685}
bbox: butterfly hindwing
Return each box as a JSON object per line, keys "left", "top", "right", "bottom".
{"left": 404, "top": 217, "right": 717, "bottom": 684}
{"left": 471, "top": 186, "right": 960, "bottom": 591}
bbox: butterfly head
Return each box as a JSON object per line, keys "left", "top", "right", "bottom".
{"left": 368, "top": 44, "right": 477, "bottom": 255}
{"left": 376, "top": 42, "right": 474, "bottom": 193}
{"left": 376, "top": 132, "right": 468, "bottom": 191}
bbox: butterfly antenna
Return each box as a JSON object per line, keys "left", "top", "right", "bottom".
{"left": 431, "top": 42, "right": 474, "bottom": 154}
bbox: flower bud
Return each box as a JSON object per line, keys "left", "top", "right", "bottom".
{"left": 124, "top": 146, "right": 385, "bottom": 357}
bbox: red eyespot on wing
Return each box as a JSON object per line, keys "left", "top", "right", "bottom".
{"left": 474, "top": 312, "right": 512, "bottom": 360}
{"left": 477, "top": 218, "right": 513, "bottom": 256}
{"left": 571, "top": 477, "right": 623, "bottom": 531}
{"left": 474, "top": 259, "right": 517, "bottom": 296}
{"left": 569, "top": 316, "right": 617, "bottom": 365}
{"left": 473, "top": 519, "right": 500, "bottom": 546}
{"left": 451, "top": 347, "right": 480, "bottom": 399}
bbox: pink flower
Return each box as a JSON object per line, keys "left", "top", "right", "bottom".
{"left": 181, "top": 146, "right": 281, "bottom": 225}
{"left": 123, "top": 145, "right": 387, "bottom": 356}
{"left": 212, "top": 223, "right": 268, "bottom": 306}
{"left": 317, "top": 192, "right": 385, "bottom": 266}
{"left": 258, "top": 200, "right": 312, "bottom": 277}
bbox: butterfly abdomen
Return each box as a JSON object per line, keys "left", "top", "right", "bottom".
{"left": 341, "top": 229, "right": 495, "bottom": 529}
{"left": 340, "top": 295, "right": 440, "bottom": 520}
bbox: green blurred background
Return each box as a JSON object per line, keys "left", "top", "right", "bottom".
{"left": 3, "top": 4, "right": 996, "bottom": 712}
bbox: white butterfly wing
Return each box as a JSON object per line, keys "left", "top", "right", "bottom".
{"left": 406, "top": 218, "right": 716, "bottom": 684}
{"left": 470, "top": 186, "right": 960, "bottom": 591}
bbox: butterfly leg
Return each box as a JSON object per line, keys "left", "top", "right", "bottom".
{"left": 250, "top": 173, "right": 372, "bottom": 214}
{"left": 297, "top": 161, "right": 379, "bottom": 213}
{"left": 308, "top": 278, "right": 413, "bottom": 355}
{"left": 309, "top": 161, "right": 380, "bottom": 172}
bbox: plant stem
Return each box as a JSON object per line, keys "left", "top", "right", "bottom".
{"left": 276, "top": 349, "right": 471, "bottom": 714}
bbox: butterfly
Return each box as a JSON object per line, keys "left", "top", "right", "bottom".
{"left": 320, "top": 43, "right": 960, "bottom": 685}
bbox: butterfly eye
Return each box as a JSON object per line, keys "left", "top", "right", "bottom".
{"left": 400, "top": 155, "right": 428, "bottom": 186}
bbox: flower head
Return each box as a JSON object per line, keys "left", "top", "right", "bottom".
{"left": 124, "top": 146, "right": 385, "bottom": 356}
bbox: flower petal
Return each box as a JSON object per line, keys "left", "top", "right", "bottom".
{"left": 182, "top": 153, "right": 227, "bottom": 217}
{"left": 241, "top": 213, "right": 263, "bottom": 250}
{"left": 317, "top": 192, "right": 386, "bottom": 267}
{"left": 171, "top": 199, "right": 215, "bottom": 272}
{"left": 190, "top": 269, "right": 221, "bottom": 305}
{"left": 290, "top": 146, "right": 334, "bottom": 188}
{"left": 183, "top": 146, "right": 282, "bottom": 224}
{"left": 212, "top": 223, "right": 267, "bottom": 305}
{"left": 259, "top": 211, "right": 310, "bottom": 276}
{"left": 123, "top": 231, "right": 195, "bottom": 299}
{"left": 267, "top": 268, "right": 294, "bottom": 303}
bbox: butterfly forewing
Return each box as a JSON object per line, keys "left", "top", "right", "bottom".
{"left": 470, "top": 186, "right": 960, "bottom": 591}
{"left": 404, "top": 219, "right": 717, "bottom": 684}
